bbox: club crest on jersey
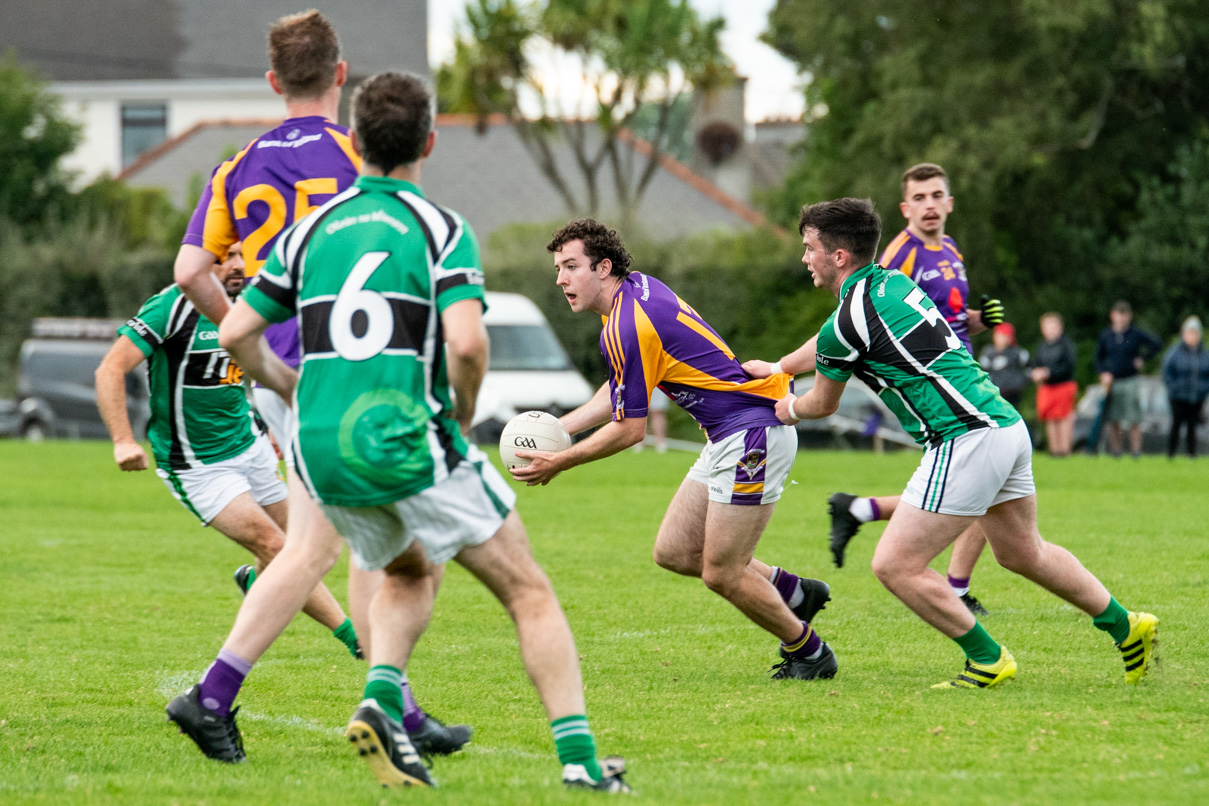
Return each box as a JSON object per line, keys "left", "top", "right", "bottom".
{"left": 286, "top": 128, "right": 300, "bottom": 140}
{"left": 738, "top": 449, "right": 766, "bottom": 479}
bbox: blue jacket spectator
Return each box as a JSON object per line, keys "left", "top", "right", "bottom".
{"left": 1162, "top": 316, "right": 1209, "bottom": 458}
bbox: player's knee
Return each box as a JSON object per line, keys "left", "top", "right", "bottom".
{"left": 995, "top": 543, "right": 1042, "bottom": 575}
{"left": 239, "top": 524, "right": 284, "bottom": 563}
{"left": 652, "top": 543, "right": 699, "bottom": 576}
{"left": 700, "top": 564, "right": 741, "bottom": 598}
{"left": 870, "top": 553, "right": 900, "bottom": 588}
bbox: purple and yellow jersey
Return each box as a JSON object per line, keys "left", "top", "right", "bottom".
{"left": 602, "top": 273, "right": 789, "bottom": 441}
{"left": 879, "top": 229, "right": 972, "bottom": 353}
{"left": 182, "top": 116, "right": 361, "bottom": 366}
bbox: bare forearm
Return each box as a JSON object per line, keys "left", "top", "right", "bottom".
{"left": 780, "top": 336, "right": 818, "bottom": 375}
{"left": 448, "top": 350, "right": 487, "bottom": 429}
{"left": 561, "top": 382, "right": 613, "bottom": 435}
{"left": 554, "top": 419, "right": 645, "bottom": 470}
{"left": 967, "top": 309, "right": 986, "bottom": 335}
{"left": 228, "top": 334, "right": 296, "bottom": 402}
{"left": 96, "top": 367, "right": 135, "bottom": 444}
{"left": 791, "top": 390, "right": 837, "bottom": 420}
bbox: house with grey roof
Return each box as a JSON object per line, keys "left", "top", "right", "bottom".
{"left": 1, "top": 0, "right": 427, "bottom": 178}
{"left": 120, "top": 113, "right": 770, "bottom": 246}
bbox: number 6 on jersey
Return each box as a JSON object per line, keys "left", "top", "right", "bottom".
{"left": 330, "top": 251, "right": 392, "bottom": 361}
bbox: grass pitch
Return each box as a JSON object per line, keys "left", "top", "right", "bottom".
{"left": 0, "top": 441, "right": 1206, "bottom": 805}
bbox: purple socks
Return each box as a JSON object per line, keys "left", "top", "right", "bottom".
{"left": 782, "top": 623, "right": 822, "bottom": 658}
{"left": 948, "top": 575, "right": 971, "bottom": 597}
{"left": 770, "top": 567, "right": 801, "bottom": 605}
{"left": 198, "top": 649, "right": 252, "bottom": 717}
{"left": 401, "top": 676, "right": 427, "bottom": 732}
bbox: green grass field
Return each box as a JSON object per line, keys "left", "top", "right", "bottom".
{"left": 1, "top": 441, "right": 1206, "bottom": 805}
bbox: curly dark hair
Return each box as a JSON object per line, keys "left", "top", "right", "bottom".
{"left": 546, "top": 219, "right": 632, "bottom": 277}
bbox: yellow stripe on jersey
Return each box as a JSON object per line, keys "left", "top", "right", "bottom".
{"left": 676, "top": 312, "right": 735, "bottom": 359}
{"left": 662, "top": 361, "right": 790, "bottom": 401}
{"left": 734, "top": 482, "right": 765, "bottom": 494}
{"left": 879, "top": 230, "right": 911, "bottom": 267}
{"left": 326, "top": 127, "right": 363, "bottom": 171}
{"left": 200, "top": 140, "right": 257, "bottom": 258}
{"left": 632, "top": 301, "right": 668, "bottom": 401}
{"left": 899, "top": 246, "right": 918, "bottom": 278}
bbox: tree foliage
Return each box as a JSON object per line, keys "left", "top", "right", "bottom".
{"left": 483, "top": 222, "right": 834, "bottom": 385}
{"left": 0, "top": 55, "right": 80, "bottom": 225}
{"left": 764, "top": 0, "right": 1209, "bottom": 361}
{"left": 437, "top": 0, "right": 732, "bottom": 223}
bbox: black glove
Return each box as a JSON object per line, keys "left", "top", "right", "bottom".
{"left": 979, "top": 294, "right": 1005, "bottom": 327}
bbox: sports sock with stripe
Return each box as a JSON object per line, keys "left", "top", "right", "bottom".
{"left": 849, "top": 497, "right": 880, "bottom": 523}
{"left": 364, "top": 665, "right": 405, "bottom": 724}
{"left": 770, "top": 567, "right": 805, "bottom": 608}
{"left": 953, "top": 623, "right": 1001, "bottom": 665}
{"left": 552, "top": 715, "right": 602, "bottom": 782}
{"left": 947, "top": 575, "right": 971, "bottom": 597}
{"left": 1092, "top": 597, "right": 1131, "bottom": 644}
{"left": 782, "top": 622, "right": 823, "bottom": 660}
{"left": 400, "top": 674, "right": 428, "bottom": 732}
{"left": 332, "top": 618, "right": 359, "bottom": 656}
{"left": 197, "top": 649, "right": 252, "bottom": 717}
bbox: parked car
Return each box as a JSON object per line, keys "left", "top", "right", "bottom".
{"left": 790, "top": 375, "right": 917, "bottom": 451}
{"left": 470, "top": 292, "right": 596, "bottom": 443}
{"left": 1073, "top": 374, "right": 1207, "bottom": 454}
{"left": 16, "top": 319, "right": 150, "bottom": 441}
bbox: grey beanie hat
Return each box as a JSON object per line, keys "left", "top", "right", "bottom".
{"left": 1182, "top": 315, "right": 1203, "bottom": 334}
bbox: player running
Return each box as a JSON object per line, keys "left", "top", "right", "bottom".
{"left": 512, "top": 219, "right": 836, "bottom": 682}
{"left": 95, "top": 243, "right": 357, "bottom": 662}
{"left": 776, "top": 197, "right": 1157, "bottom": 689}
{"left": 746, "top": 163, "right": 1003, "bottom": 615}
{"left": 219, "top": 72, "right": 629, "bottom": 792}
{"left": 166, "top": 10, "right": 467, "bottom": 762}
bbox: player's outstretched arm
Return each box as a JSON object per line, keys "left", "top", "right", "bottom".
{"left": 219, "top": 300, "right": 297, "bottom": 402}
{"left": 95, "top": 336, "right": 150, "bottom": 471}
{"left": 511, "top": 415, "right": 646, "bottom": 486}
{"left": 776, "top": 372, "right": 846, "bottom": 424}
{"left": 743, "top": 335, "right": 818, "bottom": 378}
{"left": 442, "top": 298, "right": 489, "bottom": 434}
{"left": 560, "top": 381, "right": 613, "bottom": 435}
{"left": 175, "top": 244, "right": 232, "bottom": 325}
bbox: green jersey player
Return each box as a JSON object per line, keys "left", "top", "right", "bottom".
{"left": 220, "top": 72, "right": 628, "bottom": 792}
{"left": 95, "top": 243, "right": 357, "bottom": 664}
{"left": 775, "top": 197, "right": 1157, "bottom": 689}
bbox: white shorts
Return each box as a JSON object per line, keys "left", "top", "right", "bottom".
{"left": 901, "top": 420, "right": 1036, "bottom": 517}
{"left": 252, "top": 386, "right": 297, "bottom": 469}
{"left": 321, "top": 445, "right": 518, "bottom": 571}
{"left": 686, "top": 424, "right": 797, "bottom": 506}
{"left": 157, "top": 435, "right": 288, "bottom": 525}
{"left": 650, "top": 389, "right": 670, "bottom": 412}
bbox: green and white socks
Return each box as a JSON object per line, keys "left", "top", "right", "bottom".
{"left": 552, "top": 715, "right": 602, "bottom": 782}
{"left": 364, "top": 665, "right": 406, "bottom": 723}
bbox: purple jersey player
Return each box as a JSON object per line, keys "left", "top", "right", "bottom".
{"left": 182, "top": 117, "right": 360, "bottom": 366}
{"left": 512, "top": 219, "right": 837, "bottom": 683}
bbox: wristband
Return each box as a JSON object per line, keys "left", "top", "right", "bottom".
{"left": 770, "top": 360, "right": 784, "bottom": 376}
{"left": 789, "top": 395, "right": 802, "bottom": 422}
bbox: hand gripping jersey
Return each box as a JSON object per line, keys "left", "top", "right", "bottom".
{"left": 119, "top": 286, "right": 257, "bottom": 470}
{"left": 182, "top": 116, "right": 361, "bottom": 367}
{"left": 879, "top": 229, "right": 972, "bottom": 353}
{"left": 814, "top": 264, "right": 1019, "bottom": 446}
{"left": 603, "top": 272, "right": 789, "bottom": 441}
{"left": 242, "top": 175, "right": 486, "bottom": 507}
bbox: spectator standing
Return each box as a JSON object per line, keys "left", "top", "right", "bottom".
{"left": 1162, "top": 316, "right": 1209, "bottom": 459}
{"left": 979, "top": 323, "right": 1029, "bottom": 408}
{"left": 1094, "top": 301, "right": 1163, "bottom": 458}
{"left": 1030, "top": 312, "right": 1078, "bottom": 457}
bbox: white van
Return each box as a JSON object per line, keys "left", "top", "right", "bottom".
{"left": 470, "top": 292, "right": 596, "bottom": 441}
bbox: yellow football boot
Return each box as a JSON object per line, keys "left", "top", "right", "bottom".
{"left": 932, "top": 646, "right": 1017, "bottom": 689}
{"left": 1118, "top": 612, "right": 1159, "bottom": 684}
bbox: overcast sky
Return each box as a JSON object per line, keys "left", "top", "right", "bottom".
{"left": 427, "top": 0, "right": 806, "bottom": 122}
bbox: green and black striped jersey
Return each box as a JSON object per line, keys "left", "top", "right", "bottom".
{"left": 814, "top": 263, "right": 1019, "bottom": 446}
{"left": 242, "top": 174, "right": 485, "bottom": 507}
{"left": 119, "top": 286, "right": 256, "bottom": 469}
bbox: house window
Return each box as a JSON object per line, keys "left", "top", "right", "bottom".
{"left": 121, "top": 104, "right": 167, "bottom": 168}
